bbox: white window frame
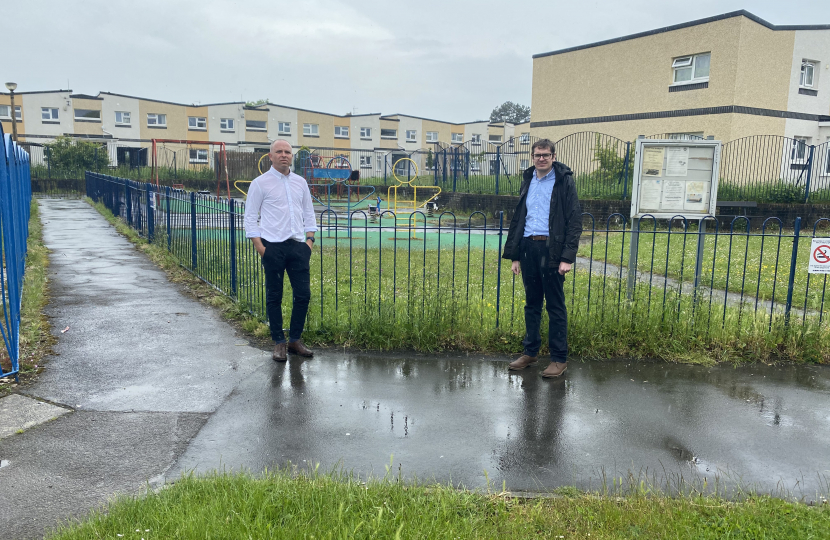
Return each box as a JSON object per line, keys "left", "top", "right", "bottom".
{"left": 278, "top": 121, "right": 291, "bottom": 135}
{"left": 220, "top": 118, "right": 235, "bottom": 131}
{"left": 147, "top": 113, "right": 167, "bottom": 126}
{"left": 406, "top": 129, "right": 417, "bottom": 142}
{"left": 380, "top": 128, "right": 397, "bottom": 139}
{"left": 303, "top": 123, "right": 319, "bottom": 136}
{"left": 359, "top": 155, "right": 372, "bottom": 168}
{"left": 520, "top": 159, "right": 530, "bottom": 169}
{"left": 41, "top": 107, "right": 59, "bottom": 121}
{"left": 115, "top": 111, "right": 131, "bottom": 125}
{"left": 489, "top": 134, "right": 502, "bottom": 142}
{"left": 426, "top": 131, "right": 438, "bottom": 142}
{"left": 451, "top": 133, "right": 463, "bottom": 143}
{"left": 519, "top": 133, "right": 530, "bottom": 144}
{"left": 188, "top": 116, "right": 207, "bottom": 130}
{"left": 471, "top": 134, "right": 482, "bottom": 144}
{"left": 189, "top": 149, "right": 209, "bottom": 164}
{"left": 246, "top": 120, "right": 267, "bottom": 131}
{"left": 801, "top": 61, "right": 816, "bottom": 88}
{"left": 334, "top": 126, "right": 349, "bottom": 138}
{"left": 0, "top": 105, "right": 21, "bottom": 121}
{"left": 74, "top": 109, "right": 101, "bottom": 121}
{"left": 360, "top": 127, "right": 371, "bottom": 138}
{"left": 672, "top": 53, "right": 710, "bottom": 85}
{"left": 792, "top": 136, "right": 810, "bottom": 161}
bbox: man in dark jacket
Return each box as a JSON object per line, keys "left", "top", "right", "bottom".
{"left": 502, "top": 139, "right": 581, "bottom": 378}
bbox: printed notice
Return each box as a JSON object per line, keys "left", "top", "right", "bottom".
{"left": 809, "top": 238, "right": 830, "bottom": 274}
{"left": 684, "top": 181, "right": 707, "bottom": 212}
{"left": 666, "top": 147, "right": 689, "bottom": 177}
{"left": 639, "top": 179, "right": 662, "bottom": 210}
{"left": 660, "top": 180, "right": 685, "bottom": 211}
{"left": 641, "top": 147, "right": 665, "bottom": 177}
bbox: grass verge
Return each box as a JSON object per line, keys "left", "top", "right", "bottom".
{"left": 0, "top": 200, "right": 55, "bottom": 395}
{"left": 46, "top": 469, "right": 830, "bottom": 540}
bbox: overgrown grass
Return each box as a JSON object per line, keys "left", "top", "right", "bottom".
{"left": 46, "top": 469, "right": 830, "bottom": 540}
{"left": 0, "top": 200, "right": 54, "bottom": 394}
{"left": 91, "top": 197, "right": 830, "bottom": 364}
{"left": 576, "top": 224, "right": 830, "bottom": 312}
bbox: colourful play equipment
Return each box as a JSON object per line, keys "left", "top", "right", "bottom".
{"left": 386, "top": 157, "right": 441, "bottom": 238}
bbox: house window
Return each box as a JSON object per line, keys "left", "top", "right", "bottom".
{"left": 188, "top": 117, "right": 207, "bottom": 130}
{"left": 792, "top": 137, "right": 810, "bottom": 161}
{"left": 360, "top": 127, "right": 371, "bottom": 138}
{"left": 672, "top": 53, "right": 710, "bottom": 84}
{"left": 406, "top": 130, "right": 417, "bottom": 142}
{"left": 74, "top": 109, "right": 101, "bottom": 121}
{"left": 189, "top": 149, "right": 208, "bottom": 163}
{"left": 220, "top": 118, "right": 234, "bottom": 131}
{"left": 115, "top": 111, "right": 131, "bottom": 125}
{"left": 801, "top": 61, "right": 816, "bottom": 88}
{"left": 334, "top": 126, "right": 349, "bottom": 138}
{"left": 519, "top": 133, "right": 530, "bottom": 144}
{"left": 0, "top": 105, "right": 21, "bottom": 121}
{"left": 278, "top": 121, "right": 291, "bottom": 134}
{"left": 520, "top": 159, "right": 530, "bottom": 169}
{"left": 489, "top": 134, "right": 502, "bottom": 142}
{"left": 381, "top": 128, "right": 397, "bottom": 138}
{"left": 147, "top": 113, "right": 167, "bottom": 126}
{"left": 451, "top": 133, "right": 463, "bottom": 143}
{"left": 247, "top": 120, "right": 267, "bottom": 131}
{"left": 303, "top": 123, "right": 319, "bottom": 136}
{"left": 426, "top": 131, "right": 438, "bottom": 142}
{"left": 360, "top": 156, "right": 372, "bottom": 168}
{"left": 471, "top": 134, "right": 481, "bottom": 144}
{"left": 42, "top": 107, "right": 59, "bottom": 121}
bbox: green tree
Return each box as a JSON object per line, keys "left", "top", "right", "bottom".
{"left": 592, "top": 134, "right": 633, "bottom": 184}
{"left": 426, "top": 149, "right": 434, "bottom": 170}
{"left": 44, "top": 135, "right": 109, "bottom": 173}
{"left": 489, "top": 101, "right": 530, "bottom": 124}
{"left": 245, "top": 98, "right": 269, "bottom": 107}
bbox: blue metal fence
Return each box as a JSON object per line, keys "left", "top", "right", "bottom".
{"left": 0, "top": 125, "right": 33, "bottom": 381}
{"left": 86, "top": 171, "right": 830, "bottom": 361}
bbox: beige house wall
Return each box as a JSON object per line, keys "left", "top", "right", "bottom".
{"left": 243, "top": 108, "right": 269, "bottom": 144}
{"left": 71, "top": 98, "right": 103, "bottom": 136}
{"left": 379, "top": 118, "right": 399, "bottom": 150}
{"left": 422, "top": 119, "right": 451, "bottom": 146}
{"left": 185, "top": 106, "right": 210, "bottom": 142}
{"left": 0, "top": 94, "right": 26, "bottom": 138}
{"left": 297, "top": 110, "right": 333, "bottom": 147}
{"left": 732, "top": 19, "right": 794, "bottom": 111}
{"left": 139, "top": 99, "right": 188, "bottom": 140}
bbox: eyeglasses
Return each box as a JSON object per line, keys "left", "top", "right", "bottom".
{"left": 532, "top": 153, "right": 553, "bottom": 160}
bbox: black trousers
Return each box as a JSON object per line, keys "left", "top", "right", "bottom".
{"left": 519, "top": 237, "right": 568, "bottom": 362}
{"left": 261, "top": 239, "right": 312, "bottom": 344}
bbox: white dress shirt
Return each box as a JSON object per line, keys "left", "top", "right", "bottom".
{"left": 243, "top": 167, "right": 318, "bottom": 242}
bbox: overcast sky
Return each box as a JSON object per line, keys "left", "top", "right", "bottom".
{"left": 4, "top": 0, "right": 830, "bottom": 122}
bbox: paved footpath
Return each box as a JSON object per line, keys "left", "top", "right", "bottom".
{"left": 2, "top": 199, "right": 830, "bottom": 539}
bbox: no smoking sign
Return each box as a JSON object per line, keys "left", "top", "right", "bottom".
{"left": 809, "top": 238, "right": 830, "bottom": 274}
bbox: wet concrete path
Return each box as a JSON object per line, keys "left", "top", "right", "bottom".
{"left": 1, "top": 199, "right": 829, "bottom": 539}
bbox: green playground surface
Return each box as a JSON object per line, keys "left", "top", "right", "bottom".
{"left": 168, "top": 227, "right": 505, "bottom": 250}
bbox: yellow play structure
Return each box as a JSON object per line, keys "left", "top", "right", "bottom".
{"left": 385, "top": 157, "right": 441, "bottom": 238}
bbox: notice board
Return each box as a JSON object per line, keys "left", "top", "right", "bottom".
{"left": 630, "top": 139, "right": 721, "bottom": 219}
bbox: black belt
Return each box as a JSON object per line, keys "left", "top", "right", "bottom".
{"left": 527, "top": 235, "right": 548, "bottom": 241}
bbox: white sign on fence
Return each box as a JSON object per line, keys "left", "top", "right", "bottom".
{"left": 808, "top": 238, "right": 830, "bottom": 274}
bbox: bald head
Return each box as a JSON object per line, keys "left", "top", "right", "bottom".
{"left": 269, "top": 139, "right": 293, "bottom": 175}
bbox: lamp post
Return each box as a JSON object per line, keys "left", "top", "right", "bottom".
{"left": 4, "top": 82, "right": 18, "bottom": 143}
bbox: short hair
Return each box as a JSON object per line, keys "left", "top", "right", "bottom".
{"left": 531, "top": 139, "right": 555, "bottom": 155}
{"left": 270, "top": 139, "right": 292, "bottom": 152}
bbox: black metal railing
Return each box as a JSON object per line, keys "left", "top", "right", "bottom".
{"left": 86, "top": 172, "right": 830, "bottom": 360}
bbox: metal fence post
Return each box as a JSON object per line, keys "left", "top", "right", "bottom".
{"left": 626, "top": 217, "right": 639, "bottom": 300}
{"left": 784, "top": 217, "right": 802, "bottom": 326}
{"left": 495, "top": 146, "right": 501, "bottom": 195}
{"left": 693, "top": 219, "right": 707, "bottom": 302}
{"left": 229, "top": 198, "right": 237, "bottom": 296}
{"left": 452, "top": 148, "right": 457, "bottom": 192}
{"left": 495, "top": 211, "right": 504, "bottom": 329}
{"left": 621, "top": 141, "right": 631, "bottom": 200}
{"left": 146, "top": 183, "right": 154, "bottom": 242}
{"left": 125, "top": 180, "right": 132, "bottom": 226}
{"left": 166, "top": 186, "right": 172, "bottom": 251}
{"left": 191, "top": 191, "right": 198, "bottom": 271}
{"left": 804, "top": 145, "right": 815, "bottom": 204}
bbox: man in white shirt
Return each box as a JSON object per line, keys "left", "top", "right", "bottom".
{"left": 244, "top": 140, "right": 318, "bottom": 361}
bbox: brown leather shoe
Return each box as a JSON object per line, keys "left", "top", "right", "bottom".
{"left": 288, "top": 339, "right": 314, "bottom": 357}
{"left": 508, "top": 355, "right": 538, "bottom": 370}
{"left": 541, "top": 361, "right": 567, "bottom": 378}
{"left": 272, "top": 342, "right": 287, "bottom": 362}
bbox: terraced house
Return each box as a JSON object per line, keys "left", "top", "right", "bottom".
{"left": 529, "top": 10, "right": 830, "bottom": 148}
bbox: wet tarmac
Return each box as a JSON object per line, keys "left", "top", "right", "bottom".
{"left": 2, "top": 199, "right": 830, "bottom": 539}
{"left": 171, "top": 353, "right": 830, "bottom": 499}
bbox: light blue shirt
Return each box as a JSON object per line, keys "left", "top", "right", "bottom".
{"left": 523, "top": 168, "right": 556, "bottom": 237}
